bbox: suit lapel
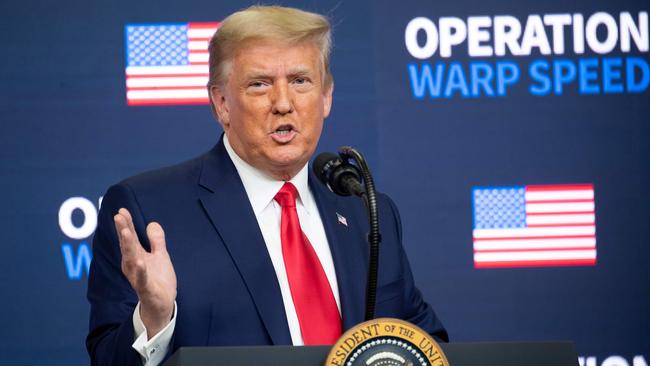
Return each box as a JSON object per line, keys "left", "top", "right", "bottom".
{"left": 309, "top": 174, "right": 368, "bottom": 331}
{"left": 197, "top": 139, "right": 291, "bottom": 345}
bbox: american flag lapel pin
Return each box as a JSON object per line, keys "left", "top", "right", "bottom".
{"left": 336, "top": 212, "right": 348, "bottom": 227}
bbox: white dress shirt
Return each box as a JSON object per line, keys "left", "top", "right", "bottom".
{"left": 131, "top": 135, "right": 340, "bottom": 365}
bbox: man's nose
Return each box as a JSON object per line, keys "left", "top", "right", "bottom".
{"left": 271, "top": 81, "right": 293, "bottom": 115}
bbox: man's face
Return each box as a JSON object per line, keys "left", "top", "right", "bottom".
{"left": 210, "top": 40, "right": 333, "bottom": 180}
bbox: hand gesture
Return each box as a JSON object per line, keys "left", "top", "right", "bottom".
{"left": 114, "top": 208, "right": 177, "bottom": 338}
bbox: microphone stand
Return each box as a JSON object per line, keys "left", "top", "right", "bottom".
{"left": 339, "top": 147, "right": 381, "bottom": 321}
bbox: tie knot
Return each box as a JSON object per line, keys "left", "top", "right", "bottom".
{"left": 274, "top": 182, "right": 298, "bottom": 208}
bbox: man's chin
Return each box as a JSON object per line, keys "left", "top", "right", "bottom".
{"left": 264, "top": 155, "right": 310, "bottom": 180}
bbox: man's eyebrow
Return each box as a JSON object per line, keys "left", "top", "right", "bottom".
{"left": 240, "top": 66, "right": 315, "bottom": 82}
{"left": 242, "top": 70, "right": 273, "bottom": 80}
{"left": 287, "top": 66, "right": 313, "bottom": 77}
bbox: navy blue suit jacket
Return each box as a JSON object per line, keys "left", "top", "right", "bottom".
{"left": 86, "top": 138, "right": 447, "bottom": 366}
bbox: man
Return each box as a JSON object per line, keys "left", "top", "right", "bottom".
{"left": 87, "top": 5, "right": 447, "bottom": 366}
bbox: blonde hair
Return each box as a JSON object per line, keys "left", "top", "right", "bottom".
{"left": 207, "top": 5, "right": 332, "bottom": 89}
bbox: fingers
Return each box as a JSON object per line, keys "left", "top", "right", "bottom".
{"left": 114, "top": 208, "right": 144, "bottom": 258}
{"left": 147, "top": 222, "right": 167, "bottom": 254}
{"left": 114, "top": 209, "right": 168, "bottom": 255}
{"left": 119, "top": 207, "right": 137, "bottom": 234}
{"left": 113, "top": 210, "right": 174, "bottom": 307}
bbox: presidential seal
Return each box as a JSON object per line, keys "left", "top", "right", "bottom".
{"left": 325, "top": 318, "right": 449, "bottom": 366}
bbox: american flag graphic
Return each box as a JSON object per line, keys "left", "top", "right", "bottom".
{"left": 472, "top": 184, "right": 596, "bottom": 268}
{"left": 336, "top": 212, "right": 348, "bottom": 227}
{"left": 125, "top": 22, "right": 219, "bottom": 106}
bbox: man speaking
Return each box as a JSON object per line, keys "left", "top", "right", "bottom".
{"left": 87, "top": 5, "right": 447, "bottom": 366}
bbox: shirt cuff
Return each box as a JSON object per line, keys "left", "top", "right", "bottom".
{"left": 132, "top": 301, "right": 177, "bottom": 366}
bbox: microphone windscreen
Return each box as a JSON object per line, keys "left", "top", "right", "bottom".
{"left": 312, "top": 152, "right": 341, "bottom": 184}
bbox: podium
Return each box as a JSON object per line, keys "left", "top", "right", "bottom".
{"left": 163, "top": 342, "right": 579, "bottom": 366}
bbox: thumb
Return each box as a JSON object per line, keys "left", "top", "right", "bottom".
{"left": 146, "top": 222, "right": 167, "bottom": 253}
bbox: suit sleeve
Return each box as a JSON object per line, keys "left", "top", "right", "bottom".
{"left": 86, "top": 183, "right": 156, "bottom": 366}
{"left": 383, "top": 194, "right": 450, "bottom": 343}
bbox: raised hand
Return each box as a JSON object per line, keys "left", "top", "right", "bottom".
{"left": 114, "top": 208, "right": 177, "bottom": 338}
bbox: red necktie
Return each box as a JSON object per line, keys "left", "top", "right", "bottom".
{"left": 274, "top": 182, "right": 342, "bottom": 345}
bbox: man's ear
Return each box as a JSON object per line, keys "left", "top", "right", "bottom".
{"left": 209, "top": 85, "right": 229, "bottom": 128}
{"left": 323, "top": 81, "right": 334, "bottom": 118}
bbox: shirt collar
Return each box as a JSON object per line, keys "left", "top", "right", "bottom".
{"left": 223, "top": 134, "right": 313, "bottom": 215}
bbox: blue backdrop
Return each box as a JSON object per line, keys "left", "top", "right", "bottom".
{"left": 0, "top": 1, "right": 648, "bottom": 365}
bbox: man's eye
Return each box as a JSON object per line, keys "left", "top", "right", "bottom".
{"left": 293, "top": 77, "right": 308, "bottom": 85}
{"left": 249, "top": 81, "right": 266, "bottom": 88}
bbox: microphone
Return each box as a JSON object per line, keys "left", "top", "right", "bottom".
{"left": 313, "top": 152, "right": 365, "bottom": 197}
{"left": 313, "top": 147, "right": 381, "bottom": 321}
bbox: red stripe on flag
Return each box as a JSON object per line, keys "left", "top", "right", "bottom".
{"left": 526, "top": 184, "right": 594, "bottom": 192}
{"left": 526, "top": 223, "right": 595, "bottom": 228}
{"left": 474, "top": 234, "right": 595, "bottom": 241}
{"left": 474, "top": 258, "right": 597, "bottom": 268}
{"left": 127, "top": 98, "right": 209, "bottom": 106}
{"left": 189, "top": 22, "right": 220, "bottom": 29}
{"left": 526, "top": 211, "right": 594, "bottom": 216}
{"left": 473, "top": 246, "right": 596, "bottom": 253}
{"left": 526, "top": 199, "right": 594, "bottom": 204}
{"left": 127, "top": 86, "right": 208, "bottom": 91}
{"left": 127, "top": 74, "right": 208, "bottom": 78}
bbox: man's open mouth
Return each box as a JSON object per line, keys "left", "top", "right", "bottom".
{"left": 270, "top": 124, "right": 298, "bottom": 142}
{"left": 274, "top": 125, "right": 294, "bottom": 135}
